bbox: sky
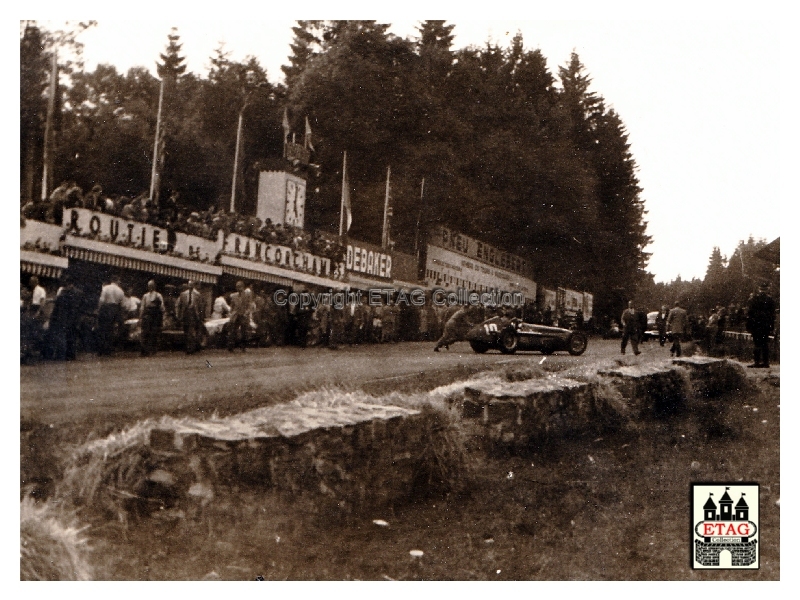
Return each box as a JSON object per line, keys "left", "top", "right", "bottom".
{"left": 32, "top": 2, "right": 792, "bottom": 283}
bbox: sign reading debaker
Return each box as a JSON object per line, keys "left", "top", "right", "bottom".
{"left": 345, "top": 241, "right": 392, "bottom": 280}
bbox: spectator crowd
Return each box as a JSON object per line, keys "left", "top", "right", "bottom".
{"left": 21, "top": 181, "right": 346, "bottom": 263}
{"left": 20, "top": 275, "right": 506, "bottom": 363}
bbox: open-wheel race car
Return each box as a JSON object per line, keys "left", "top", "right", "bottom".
{"left": 465, "top": 316, "right": 588, "bottom": 356}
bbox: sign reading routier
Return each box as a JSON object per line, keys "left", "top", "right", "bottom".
{"left": 345, "top": 241, "right": 392, "bottom": 280}
{"left": 61, "top": 209, "right": 347, "bottom": 282}
{"left": 429, "top": 225, "right": 531, "bottom": 278}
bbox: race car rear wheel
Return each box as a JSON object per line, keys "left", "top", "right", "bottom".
{"left": 469, "top": 340, "right": 490, "bottom": 354}
{"left": 499, "top": 329, "right": 518, "bottom": 354}
{"left": 567, "top": 332, "right": 588, "bottom": 356}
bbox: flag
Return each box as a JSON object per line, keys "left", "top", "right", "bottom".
{"left": 304, "top": 116, "right": 315, "bottom": 151}
{"left": 282, "top": 107, "right": 290, "bottom": 141}
{"left": 340, "top": 151, "right": 352, "bottom": 236}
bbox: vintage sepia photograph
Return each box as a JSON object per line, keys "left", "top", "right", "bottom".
{"left": 19, "top": 6, "right": 784, "bottom": 583}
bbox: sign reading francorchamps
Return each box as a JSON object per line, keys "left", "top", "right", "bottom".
{"left": 425, "top": 245, "right": 537, "bottom": 299}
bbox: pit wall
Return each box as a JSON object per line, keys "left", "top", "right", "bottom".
{"left": 53, "top": 358, "right": 746, "bottom": 520}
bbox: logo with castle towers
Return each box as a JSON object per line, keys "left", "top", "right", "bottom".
{"left": 691, "top": 483, "right": 759, "bottom": 569}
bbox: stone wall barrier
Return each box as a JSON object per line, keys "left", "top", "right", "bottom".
{"left": 56, "top": 358, "right": 748, "bottom": 521}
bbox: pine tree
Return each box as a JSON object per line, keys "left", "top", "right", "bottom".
{"left": 20, "top": 22, "right": 49, "bottom": 203}
{"left": 157, "top": 27, "right": 187, "bottom": 81}
{"left": 281, "top": 20, "right": 325, "bottom": 89}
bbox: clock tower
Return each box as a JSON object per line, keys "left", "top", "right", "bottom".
{"left": 256, "top": 171, "right": 307, "bottom": 230}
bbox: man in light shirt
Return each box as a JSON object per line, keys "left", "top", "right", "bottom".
{"left": 97, "top": 277, "right": 125, "bottom": 355}
{"left": 29, "top": 276, "right": 46, "bottom": 319}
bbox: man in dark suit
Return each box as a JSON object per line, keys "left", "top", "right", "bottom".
{"left": 227, "top": 280, "right": 251, "bottom": 352}
{"left": 655, "top": 305, "right": 669, "bottom": 346}
{"left": 746, "top": 282, "right": 777, "bottom": 368}
{"left": 620, "top": 301, "right": 641, "bottom": 355}
{"left": 176, "top": 280, "right": 205, "bottom": 354}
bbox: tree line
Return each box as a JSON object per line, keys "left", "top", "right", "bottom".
{"left": 21, "top": 20, "right": 651, "bottom": 320}
{"left": 634, "top": 236, "right": 778, "bottom": 320}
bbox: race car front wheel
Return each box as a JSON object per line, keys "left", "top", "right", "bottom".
{"left": 469, "top": 340, "right": 490, "bottom": 354}
{"left": 567, "top": 332, "right": 588, "bottom": 356}
{"left": 499, "top": 329, "right": 518, "bottom": 354}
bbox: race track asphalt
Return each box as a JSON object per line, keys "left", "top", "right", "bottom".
{"left": 20, "top": 337, "right": 650, "bottom": 430}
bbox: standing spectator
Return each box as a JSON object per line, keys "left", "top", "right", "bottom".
{"left": 574, "top": 309, "right": 583, "bottom": 331}
{"left": 542, "top": 304, "right": 553, "bottom": 326}
{"left": 123, "top": 287, "right": 141, "bottom": 319}
{"left": 139, "top": 280, "right": 165, "bottom": 357}
{"left": 28, "top": 276, "right": 46, "bottom": 321}
{"left": 655, "top": 305, "right": 669, "bottom": 346}
{"left": 314, "top": 300, "right": 332, "bottom": 347}
{"left": 328, "top": 296, "right": 346, "bottom": 350}
{"left": 746, "top": 282, "right": 776, "bottom": 368}
{"left": 620, "top": 301, "right": 641, "bottom": 356}
{"left": 227, "top": 281, "right": 251, "bottom": 352}
{"left": 666, "top": 300, "right": 688, "bottom": 357}
{"left": 715, "top": 305, "right": 727, "bottom": 345}
{"left": 47, "top": 181, "right": 69, "bottom": 224}
{"left": 372, "top": 303, "right": 385, "bottom": 343}
{"left": 176, "top": 280, "right": 205, "bottom": 354}
{"left": 289, "top": 288, "right": 314, "bottom": 348}
{"left": 211, "top": 293, "right": 231, "bottom": 320}
{"left": 84, "top": 184, "right": 103, "bottom": 210}
{"left": 705, "top": 309, "right": 719, "bottom": 352}
{"left": 96, "top": 277, "right": 125, "bottom": 356}
{"left": 47, "top": 275, "right": 84, "bottom": 361}
{"left": 65, "top": 182, "right": 83, "bottom": 208}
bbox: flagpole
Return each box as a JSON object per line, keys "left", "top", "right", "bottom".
{"left": 382, "top": 165, "right": 391, "bottom": 249}
{"left": 339, "top": 151, "right": 347, "bottom": 237}
{"left": 41, "top": 50, "right": 57, "bottom": 201}
{"left": 414, "top": 177, "right": 425, "bottom": 256}
{"left": 149, "top": 77, "right": 165, "bottom": 204}
{"left": 230, "top": 106, "right": 245, "bottom": 213}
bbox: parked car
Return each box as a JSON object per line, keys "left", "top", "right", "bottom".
{"left": 642, "top": 311, "right": 660, "bottom": 341}
{"left": 124, "top": 315, "right": 258, "bottom": 350}
{"left": 465, "top": 316, "right": 588, "bottom": 356}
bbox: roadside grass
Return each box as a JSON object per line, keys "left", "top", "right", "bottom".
{"left": 20, "top": 497, "right": 92, "bottom": 580}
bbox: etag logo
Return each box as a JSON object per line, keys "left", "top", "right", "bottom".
{"left": 691, "top": 483, "right": 759, "bottom": 569}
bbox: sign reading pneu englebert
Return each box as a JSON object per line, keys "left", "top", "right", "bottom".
{"left": 425, "top": 245, "right": 537, "bottom": 298}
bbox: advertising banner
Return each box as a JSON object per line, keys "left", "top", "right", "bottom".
{"left": 424, "top": 245, "right": 536, "bottom": 299}
{"left": 345, "top": 241, "right": 393, "bottom": 280}
{"left": 220, "top": 231, "right": 342, "bottom": 280}
{"left": 429, "top": 225, "right": 532, "bottom": 279}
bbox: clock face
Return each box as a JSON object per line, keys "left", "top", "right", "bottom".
{"left": 284, "top": 177, "right": 306, "bottom": 228}
{"left": 295, "top": 182, "right": 305, "bottom": 223}
{"left": 285, "top": 179, "right": 297, "bottom": 224}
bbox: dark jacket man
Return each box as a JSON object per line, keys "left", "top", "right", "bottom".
{"left": 176, "top": 280, "right": 205, "bottom": 354}
{"left": 746, "top": 283, "right": 776, "bottom": 368}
